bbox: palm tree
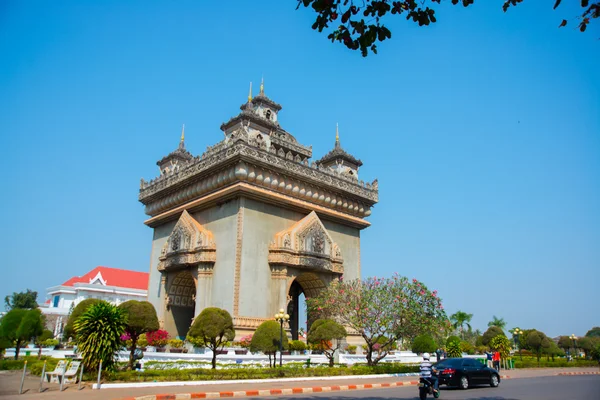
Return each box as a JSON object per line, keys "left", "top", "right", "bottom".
{"left": 488, "top": 316, "right": 506, "bottom": 330}
{"left": 450, "top": 311, "right": 473, "bottom": 340}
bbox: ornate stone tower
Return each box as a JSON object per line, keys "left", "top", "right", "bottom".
{"left": 139, "top": 83, "right": 379, "bottom": 339}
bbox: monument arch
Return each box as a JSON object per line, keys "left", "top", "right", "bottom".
{"left": 140, "top": 85, "right": 378, "bottom": 341}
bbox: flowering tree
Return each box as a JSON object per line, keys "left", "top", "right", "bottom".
{"left": 306, "top": 274, "right": 448, "bottom": 366}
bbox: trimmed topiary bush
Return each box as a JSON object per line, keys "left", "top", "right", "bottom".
{"left": 187, "top": 307, "right": 235, "bottom": 369}
{"left": 250, "top": 320, "right": 288, "bottom": 367}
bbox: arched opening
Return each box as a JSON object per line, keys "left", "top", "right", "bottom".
{"left": 167, "top": 271, "right": 196, "bottom": 339}
{"left": 287, "top": 273, "right": 326, "bottom": 340}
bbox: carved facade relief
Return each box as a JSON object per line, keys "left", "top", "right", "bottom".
{"left": 158, "top": 210, "right": 216, "bottom": 272}
{"left": 268, "top": 211, "right": 343, "bottom": 275}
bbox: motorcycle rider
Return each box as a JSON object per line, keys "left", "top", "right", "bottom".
{"left": 420, "top": 352, "right": 439, "bottom": 394}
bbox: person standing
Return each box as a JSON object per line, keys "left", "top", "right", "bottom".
{"left": 485, "top": 351, "right": 493, "bottom": 368}
{"left": 492, "top": 351, "right": 500, "bottom": 370}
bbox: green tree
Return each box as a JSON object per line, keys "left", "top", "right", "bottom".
{"left": 63, "top": 298, "right": 104, "bottom": 340}
{"left": 526, "top": 330, "right": 551, "bottom": 366}
{"left": 488, "top": 316, "right": 507, "bottom": 330}
{"left": 446, "top": 335, "right": 462, "bottom": 358}
{"left": 462, "top": 327, "right": 482, "bottom": 346}
{"left": 0, "top": 308, "right": 44, "bottom": 359}
{"left": 586, "top": 327, "right": 600, "bottom": 338}
{"left": 250, "top": 320, "right": 289, "bottom": 368}
{"left": 74, "top": 302, "right": 126, "bottom": 372}
{"left": 591, "top": 341, "right": 600, "bottom": 369}
{"left": 4, "top": 289, "right": 38, "bottom": 311}
{"left": 35, "top": 329, "right": 54, "bottom": 359}
{"left": 449, "top": 311, "right": 473, "bottom": 340}
{"left": 557, "top": 336, "right": 572, "bottom": 354}
{"left": 578, "top": 337, "right": 595, "bottom": 359}
{"left": 412, "top": 334, "right": 436, "bottom": 354}
{"left": 307, "top": 318, "right": 347, "bottom": 367}
{"left": 187, "top": 307, "right": 235, "bottom": 369}
{"left": 296, "top": 1, "right": 599, "bottom": 57}
{"left": 490, "top": 335, "right": 511, "bottom": 365}
{"left": 482, "top": 326, "right": 505, "bottom": 347}
{"left": 544, "top": 341, "right": 563, "bottom": 361}
{"left": 306, "top": 275, "right": 447, "bottom": 366}
{"left": 118, "top": 301, "right": 159, "bottom": 370}
{"left": 460, "top": 340, "right": 475, "bottom": 355}
{"left": 0, "top": 336, "right": 12, "bottom": 359}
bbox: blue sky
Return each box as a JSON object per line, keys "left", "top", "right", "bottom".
{"left": 1, "top": 1, "right": 598, "bottom": 337}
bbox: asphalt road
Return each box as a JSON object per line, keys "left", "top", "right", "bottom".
{"left": 275, "top": 376, "right": 600, "bottom": 400}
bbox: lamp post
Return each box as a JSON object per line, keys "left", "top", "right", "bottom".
{"left": 513, "top": 328, "right": 523, "bottom": 360}
{"left": 569, "top": 334, "right": 577, "bottom": 360}
{"left": 274, "top": 309, "right": 290, "bottom": 367}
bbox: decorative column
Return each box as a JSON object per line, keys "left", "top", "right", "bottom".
{"left": 195, "top": 263, "right": 214, "bottom": 314}
{"left": 160, "top": 274, "right": 168, "bottom": 321}
{"left": 270, "top": 266, "right": 289, "bottom": 316}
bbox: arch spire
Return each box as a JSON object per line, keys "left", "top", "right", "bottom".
{"left": 248, "top": 82, "right": 253, "bottom": 103}
{"left": 335, "top": 123, "right": 340, "bottom": 148}
{"left": 179, "top": 124, "right": 185, "bottom": 149}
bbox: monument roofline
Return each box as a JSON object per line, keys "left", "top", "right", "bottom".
{"left": 141, "top": 89, "right": 378, "bottom": 222}
{"left": 139, "top": 139, "right": 377, "bottom": 223}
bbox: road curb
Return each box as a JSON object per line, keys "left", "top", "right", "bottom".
{"left": 121, "top": 376, "right": 512, "bottom": 400}
{"left": 122, "top": 381, "right": 421, "bottom": 400}
{"left": 557, "top": 371, "right": 600, "bottom": 376}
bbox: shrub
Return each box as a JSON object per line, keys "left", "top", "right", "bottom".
{"left": 460, "top": 341, "right": 475, "bottom": 355}
{"left": 0, "top": 308, "right": 44, "bottom": 360}
{"left": 250, "top": 320, "right": 288, "bottom": 367}
{"left": 63, "top": 299, "right": 105, "bottom": 340}
{"left": 187, "top": 307, "right": 235, "bottom": 369}
{"left": 74, "top": 302, "right": 126, "bottom": 372}
{"left": 138, "top": 334, "right": 148, "bottom": 348}
{"left": 235, "top": 335, "right": 253, "bottom": 349}
{"left": 289, "top": 340, "right": 307, "bottom": 352}
{"left": 118, "top": 300, "right": 159, "bottom": 370}
{"left": 168, "top": 339, "right": 184, "bottom": 348}
{"left": 481, "top": 326, "right": 505, "bottom": 347}
{"left": 346, "top": 345, "right": 357, "bottom": 354}
{"left": 307, "top": 319, "right": 347, "bottom": 367}
{"left": 446, "top": 336, "right": 462, "bottom": 358}
{"left": 146, "top": 330, "right": 169, "bottom": 348}
{"left": 412, "top": 334, "right": 436, "bottom": 354}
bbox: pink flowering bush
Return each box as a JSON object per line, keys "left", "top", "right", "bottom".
{"left": 234, "top": 334, "right": 253, "bottom": 349}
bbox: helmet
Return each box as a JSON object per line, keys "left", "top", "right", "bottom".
{"left": 423, "top": 352, "right": 430, "bottom": 360}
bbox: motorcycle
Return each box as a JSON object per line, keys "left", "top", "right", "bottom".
{"left": 418, "top": 377, "right": 440, "bottom": 400}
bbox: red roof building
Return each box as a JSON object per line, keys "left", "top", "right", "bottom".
{"left": 41, "top": 266, "right": 149, "bottom": 338}
{"left": 60, "top": 266, "right": 148, "bottom": 290}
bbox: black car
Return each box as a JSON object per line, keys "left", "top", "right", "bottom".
{"left": 434, "top": 358, "right": 500, "bottom": 389}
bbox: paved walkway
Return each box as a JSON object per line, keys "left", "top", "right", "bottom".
{"left": 0, "top": 367, "right": 598, "bottom": 400}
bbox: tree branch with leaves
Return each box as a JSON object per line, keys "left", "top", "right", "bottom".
{"left": 297, "top": 1, "right": 599, "bottom": 56}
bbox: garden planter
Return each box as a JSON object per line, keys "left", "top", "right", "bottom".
{"left": 282, "top": 351, "right": 291, "bottom": 355}
{"left": 216, "top": 350, "right": 228, "bottom": 355}
{"left": 235, "top": 349, "right": 248, "bottom": 355}
{"left": 156, "top": 347, "right": 166, "bottom": 353}
{"left": 169, "top": 348, "right": 184, "bottom": 353}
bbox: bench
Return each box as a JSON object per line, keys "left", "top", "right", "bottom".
{"left": 58, "top": 361, "right": 81, "bottom": 384}
{"left": 45, "top": 360, "right": 68, "bottom": 383}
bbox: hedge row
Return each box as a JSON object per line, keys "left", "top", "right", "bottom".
{"left": 0, "top": 356, "right": 60, "bottom": 375}
{"left": 512, "top": 357, "right": 597, "bottom": 368}
{"left": 103, "top": 363, "right": 420, "bottom": 382}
